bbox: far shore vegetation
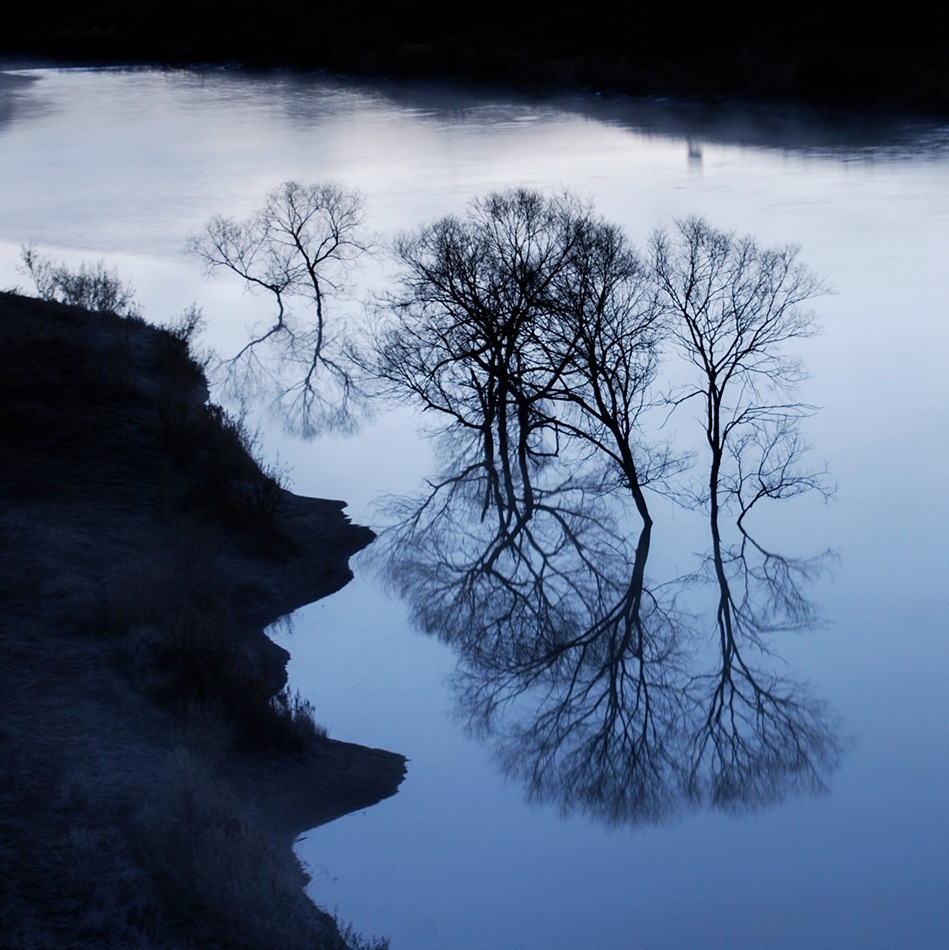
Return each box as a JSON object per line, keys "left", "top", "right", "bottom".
{"left": 3, "top": 1, "right": 948, "bottom": 115}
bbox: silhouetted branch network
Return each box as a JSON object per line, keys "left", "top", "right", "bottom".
{"left": 369, "top": 189, "right": 841, "bottom": 826}
{"left": 188, "top": 181, "right": 369, "bottom": 435}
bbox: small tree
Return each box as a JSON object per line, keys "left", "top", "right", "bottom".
{"left": 187, "top": 181, "right": 368, "bottom": 435}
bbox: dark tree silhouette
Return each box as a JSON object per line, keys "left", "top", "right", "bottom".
{"left": 651, "top": 216, "right": 828, "bottom": 523}
{"left": 650, "top": 216, "right": 832, "bottom": 634}
{"left": 188, "top": 181, "right": 368, "bottom": 435}
{"left": 374, "top": 189, "right": 586, "bottom": 514}
{"left": 650, "top": 217, "right": 839, "bottom": 807}
{"left": 373, "top": 188, "right": 671, "bottom": 530}
{"left": 371, "top": 200, "right": 840, "bottom": 826}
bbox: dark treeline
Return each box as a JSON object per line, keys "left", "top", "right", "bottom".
{"left": 4, "top": 1, "right": 948, "bottom": 115}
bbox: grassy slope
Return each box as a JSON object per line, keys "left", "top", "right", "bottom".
{"left": 0, "top": 293, "right": 402, "bottom": 948}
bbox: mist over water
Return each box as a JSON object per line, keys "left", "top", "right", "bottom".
{"left": 1, "top": 65, "right": 947, "bottom": 949}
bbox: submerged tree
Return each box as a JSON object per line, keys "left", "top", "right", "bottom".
{"left": 650, "top": 218, "right": 839, "bottom": 806}
{"left": 651, "top": 216, "right": 829, "bottom": 528}
{"left": 188, "top": 180, "right": 369, "bottom": 435}
{"left": 651, "top": 216, "right": 833, "bottom": 634}
{"left": 373, "top": 188, "right": 670, "bottom": 531}
{"left": 370, "top": 198, "right": 841, "bottom": 826}
{"left": 374, "top": 189, "right": 587, "bottom": 514}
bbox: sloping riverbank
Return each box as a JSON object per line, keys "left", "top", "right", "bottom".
{"left": 0, "top": 292, "right": 403, "bottom": 948}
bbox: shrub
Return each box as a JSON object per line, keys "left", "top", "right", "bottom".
{"left": 20, "top": 244, "right": 141, "bottom": 318}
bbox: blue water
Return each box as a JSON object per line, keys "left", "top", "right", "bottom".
{"left": 1, "top": 65, "right": 947, "bottom": 948}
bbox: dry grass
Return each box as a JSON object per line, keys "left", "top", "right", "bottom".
{"left": 139, "top": 748, "right": 347, "bottom": 950}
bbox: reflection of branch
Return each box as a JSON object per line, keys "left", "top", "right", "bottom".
{"left": 376, "top": 425, "right": 842, "bottom": 827}
{"left": 396, "top": 470, "right": 686, "bottom": 825}
{"left": 687, "top": 603, "right": 841, "bottom": 810}
{"left": 461, "top": 584, "right": 684, "bottom": 825}
{"left": 685, "top": 417, "right": 840, "bottom": 808}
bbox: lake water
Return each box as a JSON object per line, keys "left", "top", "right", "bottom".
{"left": 1, "top": 66, "right": 948, "bottom": 949}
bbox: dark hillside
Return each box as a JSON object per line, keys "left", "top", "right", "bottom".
{"left": 0, "top": 292, "right": 402, "bottom": 948}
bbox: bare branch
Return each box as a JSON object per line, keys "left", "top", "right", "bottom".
{"left": 187, "top": 181, "right": 369, "bottom": 435}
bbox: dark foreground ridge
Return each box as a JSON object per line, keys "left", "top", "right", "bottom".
{"left": 0, "top": 292, "right": 403, "bottom": 948}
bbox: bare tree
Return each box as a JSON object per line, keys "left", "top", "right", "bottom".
{"left": 651, "top": 216, "right": 830, "bottom": 609}
{"left": 651, "top": 216, "right": 828, "bottom": 511}
{"left": 373, "top": 192, "right": 683, "bottom": 734}
{"left": 187, "top": 181, "right": 369, "bottom": 435}
{"left": 373, "top": 189, "right": 589, "bottom": 515}
{"left": 373, "top": 188, "right": 671, "bottom": 528}
{"left": 650, "top": 218, "right": 840, "bottom": 806}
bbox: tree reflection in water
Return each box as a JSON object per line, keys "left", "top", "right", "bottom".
{"left": 378, "top": 436, "right": 840, "bottom": 826}
{"left": 370, "top": 192, "right": 841, "bottom": 826}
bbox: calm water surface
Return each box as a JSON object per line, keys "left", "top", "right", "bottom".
{"left": 1, "top": 66, "right": 947, "bottom": 949}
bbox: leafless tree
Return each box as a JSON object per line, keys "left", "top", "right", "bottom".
{"left": 651, "top": 216, "right": 831, "bottom": 614}
{"left": 649, "top": 218, "right": 840, "bottom": 806}
{"left": 373, "top": 188, "right": 672, "bottom": 530}
{"left": 544, "top": 215, "right": 672, "bottom": 504}
{"left": 187, "top": 181, "right": 369, "bottom": 435}
{"left": 373, "top": 189, "right": 589, "bottom": 516}
{"left": 651, "top": 216, "right": 829, "bottom": 514}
